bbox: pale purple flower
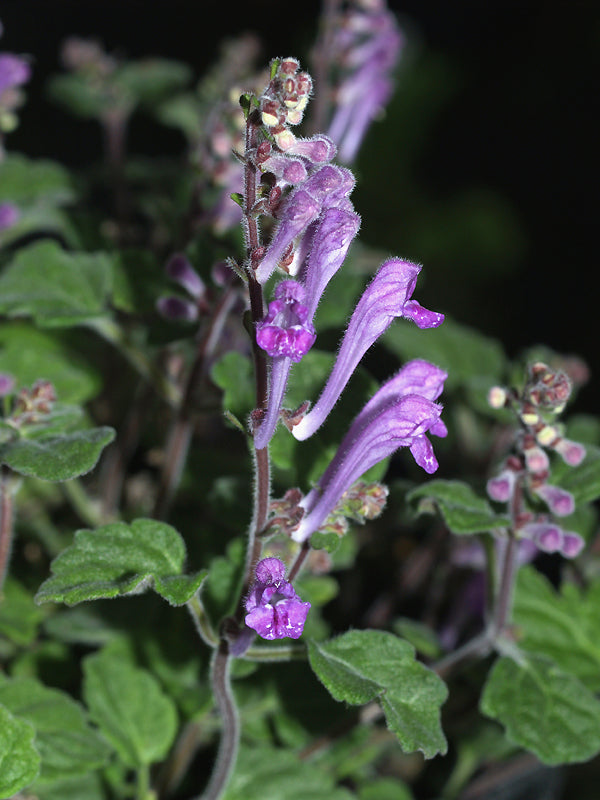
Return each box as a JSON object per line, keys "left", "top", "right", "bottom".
{"left": 0, "top": 372, "right": 15, "bottom": 396}
{"left": 554, "top": 438, "right": 586, "bottom": 466}
{"left": 244, "top": 557, "right": 311, "bottom": 640}
{"left": 156, "top": 295, "right": 199, "bottom": 323}
{"left": 165, "top": 253, "right": 206, "bottom": 300}
{"left": 520, "top": 522, "right": 584, "bottom": 559}
{"left": 286, "top": 134, "right": 337, "bottom": 163}
{"left": 292, "top": 389, "right": 444, "bottom": 542}
{"left": 561, "top": 531, "right": 585, "bottom": 558}
{"left": 486, "top": 468, "right": 518, "bottom": 503}
{"left": 533, "top": 483, "right": 575, "bottom": 517}
{"left": 293, "top": 259, "right": 444, "bottom": 441}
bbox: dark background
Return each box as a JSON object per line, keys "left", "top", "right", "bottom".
{"left": 2, "top": 0, "right": 598, "bottom": 410}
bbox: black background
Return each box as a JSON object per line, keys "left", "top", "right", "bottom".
{"left": 2, "top": 0, "right": 598, "bottom": 411}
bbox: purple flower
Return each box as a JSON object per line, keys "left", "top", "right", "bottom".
{"left": 244, "top": 557, "right": 311, "bottom": 640}
{"left": 256, "top": 280, "right": 316, "bottom": 362}
{"left": 325, "top": 4, "right": 404, "bottom": 163}
{"left": 0, "top": 53, "right": 31, "bottom": 94}
{"left": 255, "top": 165, "right": 355, "bottom": 284}
{"left": 486, "top": 468, "right": 517, "bottom": 503}
{"left": 0, "top": 202, "right": 19, "bottom": 231}
{"left": 292, "top": 388, "right": 444, "bottom": 542}
{"left": 165, "top": 253, "right": 206, "bottom": 300}
{"left": 293, "top": 259, "right": 444, "bottom": 440}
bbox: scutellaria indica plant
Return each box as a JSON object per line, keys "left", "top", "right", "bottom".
{"left": 1, "top": 3, "right": 599, "bottom": 799}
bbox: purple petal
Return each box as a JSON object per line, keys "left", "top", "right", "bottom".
{"left": 255, "top": 557, "right": 287, "bottom": 585}
{"left": 533, "top": 484, "right": 575, "bottom": 517}
{"left": 165, "top": 254, "right": 205, "bottom": 299}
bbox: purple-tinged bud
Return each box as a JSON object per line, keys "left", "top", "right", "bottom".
{"left": 487, "top": 469, "right": 517, "bottom": 503}
{"left": 156, "top": 296, "right": 199, "bottom": 323}
{"left": 522, "top": 522, "right": 564, "bottom": 553}
{"left": 285, "top": 135, "right": 337, "bottom": 164}
{"left": 293, "top": 259, "right": 444, "bottom": 440}
{"left": 0, "top": 202, "right": 19, "bottom": 230}
{"left": 165, "top": 254, "right": 205, "bottom": 300}
{"left": 533, "top": 483, "right": 575, "bottom": 517}
{"left": 255, "top": 190, "right": 320, "bottom": 283}
{"left": 554, "top": 438, "right": 586, "bottom": 466}
{"left": 524, "top": 446, "right": 550, "bottom": 475}
{"left": 560, "top": 531, "right": 585, "bottom": 558}
{"left": 244, "top": 557, "right": 311, "bottom": 640}
{"left": 260, "top": 154, "right": 308, "bottom": 185}
{"left": 256, "top": 280, "right": 316, "bottom": 362}
{"left": 293, "top": 393, "right": 443, "bottom": 542}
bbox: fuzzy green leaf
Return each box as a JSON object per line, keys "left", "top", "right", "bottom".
{"left": 0, "top": 703, "right": 40, "bottom": 797}
{"left": 0, "top": 154, "right": 74, "bottom": 205}
{"left": 308, "top": 629, "right": 447, "bottom": 758}
{"left": 0, "top": 578, "right": 45, "bottom": 646}
{"left": 0, "top": 324, "right": 101, "bottom": 404}
{"left": 83, "top": 647, "right": 178, "bottom": 768}
{"left": 211, "top": 351, "right": 255, "bottom": 421}
{"left": 223, "top": 745, "right": 355, "bottom": 800}
{"left": 0, "top": 240, "right": 113, "bottom": 327}
{"left": 480, "top": 653, "right": 600, "bottom": 764}
{"left": 407, "top": 479, "right": 510, "bottom": 534}
{"left": 35, "top": 518, "right": 206, "bottom": 607}
{"left": 0, "top": 678, "right": 110, "bottom": 783}
{"left": 513, "top": 567, "right": 600, "bottom": 691}
{"left": 1, "top": 426, "right": 115, "bottom": 481}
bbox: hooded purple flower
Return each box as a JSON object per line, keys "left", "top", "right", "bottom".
{"left": 292, "top": 373, "right": 445, "bottom": 543}
{"left": 244, "top": 557, "right": 311, "bottom": 640}
{"left": 256, "top": 280, "right": 316, "bottom": 362}
{"left": 293, "top": 259, "right": 444, "bottom": 441}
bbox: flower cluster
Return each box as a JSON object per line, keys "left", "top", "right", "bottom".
{"left": 486, "top": 361, "right": 587, "bottom": 558}
{"left": 244, "top": 557, "right": 311, "bottom": 640}
{"left": 317, "top": 0, "right": 404, "bottom": 163}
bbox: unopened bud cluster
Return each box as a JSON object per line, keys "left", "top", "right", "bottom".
{"left": 4, "top": 380, "right": 57, "bottom": 428}
{"left": 486, "top": 362, "right": 586, "bottom": 559}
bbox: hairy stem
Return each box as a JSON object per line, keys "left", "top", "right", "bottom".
{"left": 200, "top": 643, "right": 239, "bottom": 800}
{"left": 0, "top": 466, "right": 14, "bottom": 592}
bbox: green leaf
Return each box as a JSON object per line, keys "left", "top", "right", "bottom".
{"left": 223, "top": 745, "right": 355, "bottom": 800}
{"left": 0, "top": 324, "right": 101, "bottom": 404}
{"left": 382, "top": 315, "right": 506, "bottom": 391}
{"left": 31, "top": 772, "right": 105, "bottom": 800}
{"left": 513, "top": 567, "right": 600, "bottom": 691}
{"left": 359, "top": 778, "right": 414, "bottom": 800}
{"left": 203, "top": 538, "right": 245, "bottom": 624}
{"left": 407, "top": 479, "right": 510, "bottom": 534}
{"left": 0, "top": 703, "right": 40, "bottom": 797}
{"left": 35, "top": 518, "right": 206, "bottom": 607}
{"left": 211, "top": 351, "right": 255, "bottom": 422}
{"left": 480, "top": 653, "right": 600, "bottom": 764}
{"left": 308, "top": 629, "right": 447, "bottom": 758}
{"left": 1, "top": 426, "right": 115, "bottom": 481}
{"left": 0, "top": 240, "right": 113, "bottom": 327}
{"left": 0, "top": 678, "right": 111, "bottom": 783}
{"left": 0, "top": 578, "right": 45, "bottom": 646}
{"left": 0, "top": 154, "right": 74, "bottom": 205}
{"left": 83, "top": 646, "right": 178, "bottom": 768}
{"left": 115, "top": 59, "right": 192, "bottom": 107}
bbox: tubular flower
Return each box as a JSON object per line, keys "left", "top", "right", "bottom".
{"left": 244, "top": 557, "right": 311, "bottom": 640}
{"left": 292, "top": 387, "right": 445, "bottom": 543}
{"left": 293, "top": 259, "right": 444, "bottom": 441}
